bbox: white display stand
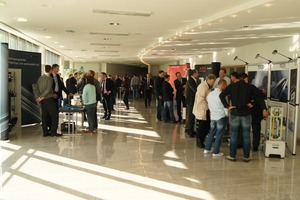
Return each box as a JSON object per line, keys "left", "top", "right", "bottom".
{"left": 264, "top": 140, "right": 285, "bottom": 158}
{"left": 264, "top": 106, "right": 285, "bottom": 158}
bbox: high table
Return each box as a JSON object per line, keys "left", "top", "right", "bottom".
{"left": 58, "top": 106, "right": 85, "bottom": 135}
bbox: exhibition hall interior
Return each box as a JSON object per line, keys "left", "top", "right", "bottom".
{"left": 2, "top": 0, "right": 300, "bottom": 199}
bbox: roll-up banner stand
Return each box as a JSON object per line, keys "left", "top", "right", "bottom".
{"left": 287, "top": 59, "right": 299, "bottom": 155}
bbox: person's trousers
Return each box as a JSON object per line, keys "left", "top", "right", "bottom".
{"left": 252, "top": 115, "right": 263, "bottom": 149}
{"left": 229, "top": 114, "right": 251, "bottom": 158}
{"left": 196, "top": 110, "right": 210, "bottom": 142}
{"left": 186, "top": 104, "right": 195, "bottom": 133}
{"left": 205, "top": 117, "right": 226, "bottom": 154}
{"left": 85, "top": 103, "right": 96, "bottom": 132}
{"left": 123, "top": 91, "right": 129, "bottom": 109}
{"left": 103, "top": 94, "right": 112, "bottom": 117}
{"left": 176, "top": 93, "right": 186, "bottom": 120}
{"left": 144, "top": 90, "right": 151, "bottom": 107}
{"left": 156, "top": 97, "right": 163, "bottom": 120}
{"left": 41, "top": 98, "right": 58, "bottom": 135}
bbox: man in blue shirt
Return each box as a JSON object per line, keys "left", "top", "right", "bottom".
{"left": 204, "top": 79, "right": 232, "bottom": 156}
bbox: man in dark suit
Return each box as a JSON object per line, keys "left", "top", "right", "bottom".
{"left": 142, "top": 73, "right": 154, "bottom": 108}
{"left": 174, "top": 72, "right": 187, "bottom": 122}
{"left": 185, "top": 69, "right": 199, "bottom": 137}
{"left": 100, "top": 72, "right": 114, "bottom": 120}
{"left": 154, "top": 70, "right": 165, "bottom": 121}
{"left": 35, "top": 65, "right": 60, "bottom": 137}
{"left": 66, "top": 72, "right": 78, "bottom": 94}
{"left": 51, "top": 64, "right": 72, "bottom": 108}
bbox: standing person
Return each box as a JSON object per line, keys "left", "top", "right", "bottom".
{"left": 101, "top": 72, "right": 114, "bottom": 120}
{"left": 108, "top": 74, "right": 116, "bottom": 111}
{"left": 154, "top": 70, "right": 165, "bottom": 121}
{"left": 122, "top": 74, "right": 130, "bottom": 110}
{"left": 174, "top": 72, "right": 187, "bottom": 122}
{"left": 77, "top": 72, "right": 87, "bottom": 95}
{"left": 213, "top": 68, "right": 231, "bottom": 89}
{"left": 220, "top": 73, "right": 269, "bottom": 162}
{"left": 66, "top": 72, "right": 78, "bottom": 94}
{"left": 130, "top": 73, "right": 140, "bottom": 99}
{"left": 240, "top": 73, "right": 265, "bottom": 152}
{"left": 114, "top": 74, "right": 123, "bottom": 99}
{"left": 193, "top": 74, "right": 216, "bottom": 148}
{"left": 51, "top": 64, "right": 72, "bottom": 108}
{"left": 185, "top": 69, "right": 199, "bottom": 137}
{"left": 82, "top": 75, "right": 97, "bottom": 134}
{"left": 230, "top": 72, "right": 239, "bottom": 83}
{"left": 162, "top": 74, "right": 175, "bottom": 123}
{"left": 204, "top": 79, "right": 231, "bottom": 156}
{"left": 35, "top": 65, "right": 60, "bottom": 137}
{"left": 142, "top": 73, "right": 154, "bottom": 108}
{"left": 87, "top": 70, "right": 101, "bottom": 128}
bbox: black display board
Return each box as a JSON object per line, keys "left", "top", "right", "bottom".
{"left": 9, "top": 50, "right": 41, "bottom": 125}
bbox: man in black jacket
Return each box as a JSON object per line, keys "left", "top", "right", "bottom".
{"left": 51, "top": 64, "right": 72, "bottom": 108}
{"left": 154, "top": 70, "right": 165, "bottom": 121}
{"left": 220, "top": 73, "right": 269, "bottom": 162}
{"left": 174, "top": 72, "right": 187, "bottom": 122}
{"left": 142, "top": 73, "right": 154, "bottom": 108}
{"left": 185, "top": 69, "right": 199, "bottom": 137}
{"left": 100, "top": 72, "right": 114, "bottom": 120}
{"left": 162, "top": 74, "right": 175, "bottom": 122}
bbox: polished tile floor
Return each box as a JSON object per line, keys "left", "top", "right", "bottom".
{"left": 1, "top": 99, "right": 300, "bottom": 200}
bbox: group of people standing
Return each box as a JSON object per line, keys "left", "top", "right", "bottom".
{"left": 154, "top": 68, "right": 269, "bottom": 162}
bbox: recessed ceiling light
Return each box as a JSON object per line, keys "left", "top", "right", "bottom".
{"left": 0, "top": 1, "right": 7, "bottom": 6}
{"left": 16, "top": 17, "right": 28, "bottom": 22}
{"left": 109, "top": 22, "right": 120, "bottom": 26}
{"left": 65, "top": 30, "right": 75, "bottom": 33}
{"left": 93, "top": 9, "right": 152, "bottom": 17}
{"left": 231, "top": 14, "right": 237, "bottom": 18}
{"left": 264, "top": 3, "right": 272, "bottom": 8}
{"left": 59, "top": 45, "right": 65, "bottom": 48}
{"left": 53, "top": 41, "right": 58, "bottom": 44}
{"left": 45, "top": 36, "right": 52, "bottom": 39}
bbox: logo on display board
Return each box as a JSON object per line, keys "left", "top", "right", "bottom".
{"left": 198, "top": 66, "right": 207, "bottom": 72}
{"left": 258, "top": 64, "right": 265, "bottom": 69}
{"left": 279, "top": 63, "right": 287, "bottom": 69}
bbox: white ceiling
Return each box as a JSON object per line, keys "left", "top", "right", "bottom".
{"left": 1, "top": 0, "right": 300, "bottom": 66}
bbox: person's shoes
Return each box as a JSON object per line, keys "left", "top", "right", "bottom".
{"left": 243, "top": 157, "right": 251, "bottom": 162}
{"left": 43, "top": 133, "right": 51, "bottom": 137}
{"left": 125, "top": 107, "right": 129, "bottom": 110}
{"left": 204, "top": 149, "right": 211, "bottom": 154}
{"left": 157, "top": 118, "right": 162, "bottom": 121}
{"left": 101, "top": 115, "right": 107, "bottom": 119}
{"left": 188, "top": 131, "right": 196, "bottom": 138}
{"left": 213, "top": 153, "right": 224, "bottom": 157}
{"left": 52, "top": 133, "right": 63, "bottom": 137}
{"left": 105, "top": 116, "right": 110, "bottom": 120}
{"left": 252, "top": 147, "right": 258, "bottom": 152}
{"left": 111, "top": 108, "right": 115, "bottom": 111}
{"left": 197, "top": 142, "right": 205, "bottom": 148}
{"left": 226, "top": 155, "right": 236, "bottom": 161}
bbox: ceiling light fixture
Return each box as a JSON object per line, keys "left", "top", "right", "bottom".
{"left": 0, "top": 1, "right": 7, "bottom": 6}
{"left": 255, "top": 54, "right": 272, "bottom": 64}
{"left": 91, "top": 43, "right": 121, "bottom": 46}
{"left": 272, "top": 50, "right": 292, "bottom": 62}
{"left": 90, "top": 32, "right": 129, "bottom": 36}
{"left": 93, "top": 9, "right": 152, "bottom": 17}
{"left": 45, "top": 36, "right": 52, "bottom": 39}
{"left": 16, "top": 17, "right": 28, "bottom": 22}
{"left": 234, "top": 56, "right": 248, "bottom": 65}
{"left": 109, "top": 22, "right": 120, "bottom": 26}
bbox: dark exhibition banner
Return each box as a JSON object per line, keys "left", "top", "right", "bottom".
{"left": 9, "top": 49, "right": 41, "bottom": 125}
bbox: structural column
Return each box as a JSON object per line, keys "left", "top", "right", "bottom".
{"left": 0, "top": 43, "right": 9, "bottom": 140}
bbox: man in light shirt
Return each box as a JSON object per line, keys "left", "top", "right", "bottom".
{"left": 204, "top": 79, "right": 233, "bottom": 156}
{"left": 213, "top": 68, "right": 231, "bottom": 89}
